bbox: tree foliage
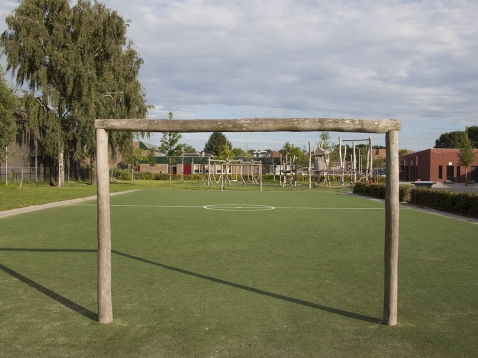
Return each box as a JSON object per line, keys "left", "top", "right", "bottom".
{"left": 466, "top": 126, "right": 478, "bottom": 148}
{"left": 457, "top": 129, "right": 475, "bottom": 185}
{"left": 231, "top": 147, "right": 246, "bottom": 157}
{"left": 147, "top": 147, "right": 156, "bottom": 166}
{"left": 434, "top": 127, "right": 478, "bottom": 149}
{"left": 204, "top": 132, "right": 232, "bottom": 156}
{"left": 159, "top": 112, "right": 184, "bottom": 166}
{"left": 0, "top": 66, "right": 18, "bottom": 162}
{"left": 182, "top": 144, "right": 196, "bottom": 153}
{"left": 218, "top": 143, "right": 234, "bottom": 160}
{"left": 317, "top": 131, "right": 333, "bottom": 151}
{"left": 434, "top": 131, "right": 466, "bottom": 148}
{"left": 1, "top": 0, "right": 149, "bottom": 183}
{"left": 279, "top": 141, "right": 307, "bottom": 165}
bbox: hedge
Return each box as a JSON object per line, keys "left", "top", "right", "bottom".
{"left": 118, "top": 171, "right": 208, "bottom": 182}
{"left": 410, "top": 188, "right": 478, "bottom": 218}
{"left": 353, "top": 182, "right": 478, "bottom": 218}
{"left": 353, "top": 182, "right": 411, "bottom": 203}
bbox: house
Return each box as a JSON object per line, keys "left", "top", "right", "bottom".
{"left": 400, "top": 148, "right": 478, "bottom": 182}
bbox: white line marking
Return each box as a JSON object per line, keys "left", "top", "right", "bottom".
{"left": 72, "top": 204, "right": 383, "bottom": 210}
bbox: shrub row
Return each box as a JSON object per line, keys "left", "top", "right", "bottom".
{"left": 353, "top": 182, "right": 478, "bottom": 218}
{"left": 115, "top": 170, "right": 207, "bottom": 182}
{"left": 410, "top": 188, "right": 478, "bottom": 218}
{"left": 353, "top": 182, "right": 411, "bottom": 203}
{"left": 118, "top": 171, "right": 284, "bottom": 182}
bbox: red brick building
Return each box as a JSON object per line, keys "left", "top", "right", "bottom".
{"left": 400, "top": 148, "right": 478, "bottom": 183}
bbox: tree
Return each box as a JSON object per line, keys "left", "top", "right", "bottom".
{"left": 434, "top": 131, "right": 466, "bottom": 148}
{"left": 457, "top": 129, "right": 475, "bottom": 185}
{"left": 147, "top": 147, "right": 156, "bottom": 167}
{"left": 279, "top": 141, "right": 307, "bottom": 166}
{"left": 317, "top": 131, "right": 333, "bottom": 151}
{"left": 231, "top": 147, "right": 246, "bottom": 157}
{"left": 182, "top": 144, "right": 196, "bottom": 153}
{"left": 466, "top": 126, "right": 478, "bottom": 148}
{"left": 204, "top": 132, "right": 232, "bottom": 156}
{"left": 0, "top": 66, "right": 18, "bottom": 162}
{"left": 1, "top": 0, "right": 149, "bottom": 186}
{"left": 218, "top": 143, "right": 234, "bottom": 160}
{"left": 159, "top": 112, "right": 184, "bottom": 186}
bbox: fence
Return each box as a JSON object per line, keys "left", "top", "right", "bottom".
{"left": 0, "top": 167, "right": 91, "bottom": 184}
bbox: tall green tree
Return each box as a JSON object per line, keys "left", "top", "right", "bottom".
{"left": 231, "top": 147, "right": 246, "bottom": 157}
{"left": 466, "top": 126, "right": 478, "bottom": 148}
{"left": 218, "top": 143, "right": 234, "bottom": 160}
{"left": 182, "top": 144, "right": 196, "bottom": 153}
{"left": 1, "top": 0, "right": 149, "bottom": 186}
{"left": 317, "top": 131, "right": 333, "bottom": 151}
{"left": 159, "top": 112, "right": 184, "bottom": 186}
{"left": 279, "top": 141, "right": 307, "bottom": 166}
{"left": 457, "top": 129, "right": 475, "bottom": 186}
{"left": 146, "top": 147, "right": 156, "bottom": 167}
{"left": 434, "top": 131, "right": 466, "bottom": 148}
{"left": 0, "top": 67, "right": 18, "bottom": 162}
{"left": 204, "top": 132, "right": 232, "bottom": 156}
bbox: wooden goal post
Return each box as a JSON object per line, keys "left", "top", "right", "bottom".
{"left": 95, "top": 118, "right": 401, "bottom": 326}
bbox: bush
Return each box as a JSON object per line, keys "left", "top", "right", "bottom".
{"left": 115, "top": 169, "right": 132, "bottom": 180}
{"left": 353, "top": 182, "right": 411, "bottom": 202}
{"left": 136, "top": 171, "right": 156, "bottom": 180}
{"left": 410, "top": 189, "right": 478, "bottom": 218}
{"left": 116, "top": 171, "right": 209, "bottom": 182}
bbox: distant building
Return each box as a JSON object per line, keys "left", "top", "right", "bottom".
{"left": 400, "top": 148, "right": 478, "bottom": 182}
{"left": 375, "top": 148, "right": 413, "bottom": 161}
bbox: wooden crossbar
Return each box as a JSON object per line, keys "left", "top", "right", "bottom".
{"left": 94, "top": 118, "right": 401, "bottom": 133}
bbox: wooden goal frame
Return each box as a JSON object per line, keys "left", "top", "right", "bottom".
{"left": 95, "top": 118, "right": 401, "bottom": 326}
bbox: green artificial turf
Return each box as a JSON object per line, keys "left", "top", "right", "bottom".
{"left": 0, "top": 179, "right": 345, "bottom": 212}
{"left": 0, "top": 190, "right": 477, "bottom": 357}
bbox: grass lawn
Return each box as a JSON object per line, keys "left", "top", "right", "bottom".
{"left": 0, "top": 189, "right": 477, "bottom": 357}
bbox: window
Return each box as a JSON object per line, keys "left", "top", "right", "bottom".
{"left": 438, "top": 165, "right": 443, "bottom": 179}
{"left": 457, "top": 166, "right": 460, "bottom": 182}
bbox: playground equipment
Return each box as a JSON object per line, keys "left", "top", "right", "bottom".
{"left": 278, "top": 137, "right": 373, "bottom": 188}
{"left": 206, "top": 157, "right": 263, "bottom": 191}
{"left": 337, "top": 137, "right": 373, "bottom": 186}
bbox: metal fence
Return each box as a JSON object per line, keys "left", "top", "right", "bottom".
{"left": 0, "top": 167, "right": 91, "bottom": 184}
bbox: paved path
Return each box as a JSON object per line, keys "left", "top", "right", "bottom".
{"left": 0, "top": 190, "right": 137, "bottom": 219}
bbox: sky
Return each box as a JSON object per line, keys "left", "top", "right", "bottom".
{"left": 1, "top": 0, "right": 477, "bottom": 152}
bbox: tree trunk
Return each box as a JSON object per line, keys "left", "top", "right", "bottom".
{"left": 308, "top": 142, "right": 312, "bottom": 189}
{"left": 57, "top": 145, "right": 64, "bottom": 187}
{"left": 169, "top": 161, "right": 172, "bottom": 187}
{"left": 91, "top": 155, "right": 97, "bottom": 186}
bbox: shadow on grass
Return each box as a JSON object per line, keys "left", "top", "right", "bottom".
{"left": 112, "top": 249, "right": 381, "bottom": 324}
{"left": 0, "top": 248, "right": 98, "bottom": 321}
{"left": 1, "top": 247, "right": 381, "bottom": 324}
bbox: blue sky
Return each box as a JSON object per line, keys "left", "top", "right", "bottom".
{"left": 2, "top": 0, "right": 477, "bottom": 152}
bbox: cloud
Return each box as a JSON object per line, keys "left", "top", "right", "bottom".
{"left": 2, "top": 0, "right": 477, "bottom": 151}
